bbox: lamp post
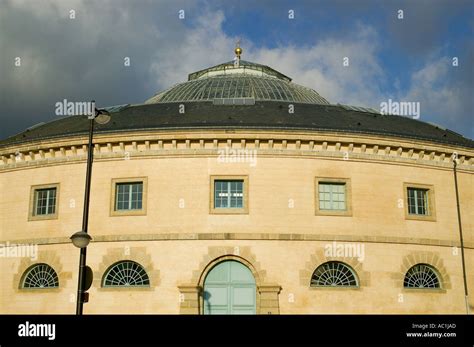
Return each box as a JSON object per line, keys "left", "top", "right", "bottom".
{"left": 71, "top": 101, "right": 110, "bottom": 315}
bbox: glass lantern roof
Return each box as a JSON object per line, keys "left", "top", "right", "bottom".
{"left": 146, "top": 60, "right": 330, "bottom": 105}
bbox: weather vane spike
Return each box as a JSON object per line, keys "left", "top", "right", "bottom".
{"left": 234, "top": 38, "right": 242, "bottom": 67}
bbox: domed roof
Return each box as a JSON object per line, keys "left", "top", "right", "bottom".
{"left": 145, "top": 60, "right": 330, "bottom": 105}
{"left": 1, "top": 53, "right": 472, "bottom": 150}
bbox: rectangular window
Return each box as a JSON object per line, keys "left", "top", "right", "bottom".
{"left": 403, "top": 183, "right": 436, "bottom": 221}
{"left": 214, "top": 180, "right": 243, "bottom": 209}
{"left": 29, "top": 183, "right": 60, "bottom": 221}
{"left": 34, "top": 188, "right": 57, "bottom": 215}
{"left": 110, "top": 177, "right": 147, "bottom": 216}
{"left": 407, "top": 188, "right": 428, "bottom": 215}
{"left": 115, "top": 182, "right": 143, "bottom": 210}
{"left": 210, "top": 175, "right": 249, "bottom": 214}
{"left": 319, "top": 183, "right": 346, "bottom": 211}
{"left": 315, "top": 177, "right": 352, "bottom": 216}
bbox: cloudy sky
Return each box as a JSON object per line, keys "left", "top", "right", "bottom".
{"left": 1, "top": 0, "right": 473, "bottom": 139}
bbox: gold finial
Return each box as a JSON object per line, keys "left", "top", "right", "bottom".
{"left": 234, "top": 39, "right": 242, "bottom": 58}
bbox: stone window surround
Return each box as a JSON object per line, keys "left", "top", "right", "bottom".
{"left": 14, "top": 250, "right": 72, "bottom": 293}
{"left": 394, "top": 251, "right": 450, "bottom": 293}
{"left": 28, "top": 183, "right": 60, "bottom": 221}
{"left": 315, "top": 177, "right": 352, "bottom": 217}
{"left": 209, "top": 175, "right": 249, "bottom": 215}
{"left": 94, "top": 247, "right": 159, "bottom": 292}
{"left": 403, "top": 182, "right": 436, "bottom": 222}
{"left": 110, "top": 177, "right": 148, "bottom": 217}
{"left": 300, "top": 247, "right": 370, "bottom": 290}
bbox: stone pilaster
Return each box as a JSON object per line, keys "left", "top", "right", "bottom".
{"left": 178, "top": 285, "right": 202, "bottom": 314}
{"left": 258, "top": 285, "right": 281, "bottom": 314}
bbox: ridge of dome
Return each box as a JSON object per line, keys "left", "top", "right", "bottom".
{"left": 188, "top": 60, "right": 292, "bottom": 82}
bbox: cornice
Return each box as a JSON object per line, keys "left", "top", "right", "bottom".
{"left": 1, "top": 129, "right": 473, "bottom": 172}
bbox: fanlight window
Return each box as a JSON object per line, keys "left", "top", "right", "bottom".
{"left": 102, "top": 261, "right": 150, "bottom": 287}
{"left": 311, "top": 261, "right": 358, "bottom": 287}
{"left": 22, "top": 263, "right": 59, "bottom": 289}
{"left": 404, "top": 264, "right": 441, "bottom": 289}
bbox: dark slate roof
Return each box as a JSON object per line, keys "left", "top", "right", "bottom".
{"left": 1, "top": 101, "right": 473, "bottom": 149}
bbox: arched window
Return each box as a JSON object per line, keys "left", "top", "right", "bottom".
{"left": 21, "top": 263, "right": 59, "bottom": 289}
{"left": 311, "top": 261, "right": 358, "bottom": 287}
{"left": 404, "top": 264, "right": 441, "bottom": 289}
{"left": 102, "top": 261, "right": 150, "bottom": 287}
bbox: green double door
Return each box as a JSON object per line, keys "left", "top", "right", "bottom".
{"left": 203, "top": 260, "right": 256, "bottom": 314}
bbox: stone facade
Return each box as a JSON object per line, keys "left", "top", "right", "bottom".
{"left": 0, "top": 129, "right": 473, "bottom": 314}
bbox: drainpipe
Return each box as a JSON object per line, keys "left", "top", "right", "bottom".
{"left": 453, "top": 156, "right": 469, "bottom": 314}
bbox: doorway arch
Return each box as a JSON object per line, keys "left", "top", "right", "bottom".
{"left": 203, "top": 260, "right": 256, "bottom": 314}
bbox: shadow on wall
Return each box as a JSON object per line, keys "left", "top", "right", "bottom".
{"left": 203, "top": 291, "right": 212, "bottom": 314}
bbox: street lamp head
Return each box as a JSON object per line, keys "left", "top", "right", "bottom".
{"left": 94, "top": 109, "right": 111, "bottom": 125}
{"left": 70, "top": 231, "right": 92, "bottom": 248}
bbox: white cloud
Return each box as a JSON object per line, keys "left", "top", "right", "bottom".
{"left": 400, "top": 57, "right": 466, "bottom": 130}
{"left": 150, "top": 10, "right": 237, "bottom": 88}
{"left": 6, "top": 0, "right": 86, "bottom": 18}
{"left": 1, "top": 1, "right": 471, "bottom": 139}
{"left": 150, "top": 19, "right": 386, "bottom": 108}
{"left": 249, "top": 26, "right": 385, "bottom": 106}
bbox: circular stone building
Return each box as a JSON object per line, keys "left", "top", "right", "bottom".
{"left": 0, "top": 51, "right": 473, "bottom": 314}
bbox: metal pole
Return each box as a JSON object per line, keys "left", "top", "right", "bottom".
{"left": 76, "top": 108, "right": 95, "bottom": 315}
{"left": 453, "top": 159, "right": 469, "bottom": 314}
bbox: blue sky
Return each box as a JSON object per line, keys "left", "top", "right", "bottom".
{"left": 1, "top": 0, "right": 473, "bottom": 139}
